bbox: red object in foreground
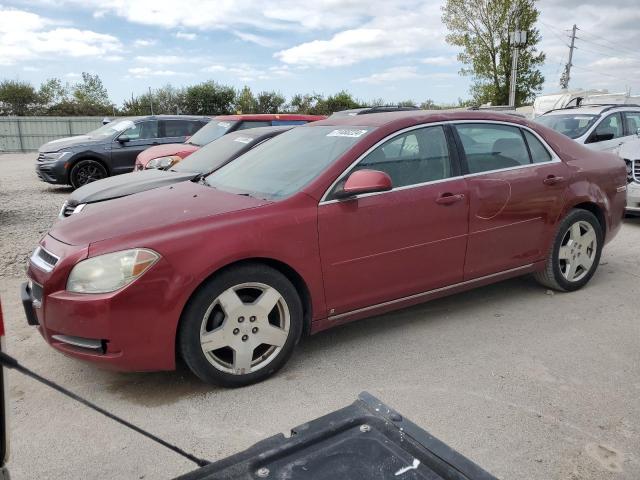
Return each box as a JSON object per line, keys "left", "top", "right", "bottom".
{"left": 135, "top": 113, "right": 326, "bottom": 169}
{"left": 23, "top": 111, "right": 627, "bottom": 385}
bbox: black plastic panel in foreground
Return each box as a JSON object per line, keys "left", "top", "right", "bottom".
{"left": 177, "top": 392, "right": 497, "bottom": 480}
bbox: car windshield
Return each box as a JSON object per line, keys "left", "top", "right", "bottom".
{"left": 205, "top": 126, "right": 373, "bottom": 199}
{"left": 173, "top": 132, "right": 261, "bottom": 174}
{"left": 88, "top": 120, "right": 136, "bottom": 137}
{"left": 535, "top": 114, "right": 598, "bottom": 139}
{"left": 187, "top": 120, "right": 238, "bottom": 147}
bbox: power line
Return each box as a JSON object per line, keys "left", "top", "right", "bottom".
{"left": 571, "top": 64, "right": 636, "bottom": 84}
{"left": 576, "top": 44, "right": 640, "bottom": 66}
{"left": 578, "top": 29, "right": 639, "bottom": 59}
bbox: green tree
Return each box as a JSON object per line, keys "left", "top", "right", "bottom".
{"left": 324, "top": 90, "right": 361, "bottom": 114}
{"left": 235, "top": 86, "right": 257, "bottom": 113}
{"left": 0, "top": 80, "right": 40, "bottom": 115}
{"left": 38, "top": 78, "right": 70, "bottom": 112}
{"left": 184, "top": 81, "right": 236, "bottom": 115}
{"left": 288, "top": 93, "right": 325, "bottom": 114}
{"left": 71, "top": 72, "right": 112, "bottom": 115}
{"left": 255, "top": 90, "right": 286, "bottom": 114}
{"left": 441, "top": 0, "right": 545, "bottom": 106}
{"left": 397, "top": 100, "right": 417, "bottom": 107}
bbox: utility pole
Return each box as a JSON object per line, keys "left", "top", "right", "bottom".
{"left": 559, "top": 24, "right": 578, "bottom": 89}
{"left": 508, "top": 13, "right": 527, "bottom": 107}
{"left": 148, "top": 86, "right": 154, "bottom": 115}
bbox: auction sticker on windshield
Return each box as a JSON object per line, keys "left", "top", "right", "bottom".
{"left": 327, "top": 129, "right": 368, "bottom": 138}
{"left": 217, "top": 122, "right": 232, "bottom": 128}
{"left": 233, "top": 137, "right": 253, "bottom": 144}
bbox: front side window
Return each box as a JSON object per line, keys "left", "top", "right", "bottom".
{"left": 523, "top": 130, "right": 552, "bottom": 163}
{"left": 120, "top": 120, "right": 158, "bottom": 140}
{"left": 341, "top": 125, "right": 452, "bottom": 191}
{"left": 589, "top": 113, "right": 623, "bottom": 143}
{"left": 623, "top": 111, "right": 640, "bottom": 136}
{"left": 206, "top": 126, "right": 373, "bottom": 199}
{"left": 535, "top": 114, "right": 598, "bottom": 139}
{"left": 455, "top": 123, "right": 530, "bottom": 174}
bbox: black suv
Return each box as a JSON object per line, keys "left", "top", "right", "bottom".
{"left": 35, "top": 115, "right": 210, "bottom": 188}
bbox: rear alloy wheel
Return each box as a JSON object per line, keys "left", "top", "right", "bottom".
{"left": 179, "top": 264, "right": 303, "bottom": 387}
{"left": 534, "top": 209, "right": 603, "bottom": 292}
{"left": 70, "top": 160, "right": 108, "bottom": 189}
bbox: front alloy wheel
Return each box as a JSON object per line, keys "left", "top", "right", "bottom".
{"left": 179, "top": 264, "right": 303, "bottom": 387}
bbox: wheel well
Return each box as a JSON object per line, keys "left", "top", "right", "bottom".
{"left": 67, "top": 156, "right": 111, "bottom": 183}
{"left": 573, "top": 202, "right": 606, "bottom": 237}
{"left": 179, "top": 258, "right": 314, "bottom": 339}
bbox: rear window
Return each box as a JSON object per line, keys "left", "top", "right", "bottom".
{"left": 162, "top": 119, "right": 202, "bottom": 138}
{"left": 187, "top": 120, "right": 238, "bottom": 147}
{"left": 237, "top": 121, "right": 271, "bottom": 130}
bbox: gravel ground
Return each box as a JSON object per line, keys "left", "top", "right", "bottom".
{"left": 1, "top": 153, "right": 639, "bottom": 480}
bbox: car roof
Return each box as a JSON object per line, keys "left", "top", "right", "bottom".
{"left": 309, "top": 109, "right": 530, "bottom": 128}
{"left": 542, "top": 104, "right": 640, "bottom": 116}
{"left": 214, "top": 113, "right": 326, "bottom": 121}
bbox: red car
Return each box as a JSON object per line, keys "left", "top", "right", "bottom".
{"left": 22, "top": 111, "right": 626, "bottom": 387}
{"left": 135, "top": 113, "right": 325, "bottom": 170}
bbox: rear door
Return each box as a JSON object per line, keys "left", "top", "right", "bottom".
{"left": 110, "top": 120, "right": 159, "bottom": 173}
{"left": 622, "top": 111, "right": 640, "bottom": 139}
{"left": 318, "top": 124, "right": 469, "bottom": 315}
{"left": 454, "top": 122, "right": 569, "bottom": 279}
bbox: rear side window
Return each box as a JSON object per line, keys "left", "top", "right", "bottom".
{"left": 455, "top": 124, "right": 530, "bottom": 174}
{"left": 161, "top": 120, "right": 201, "bottom": 138}
{"left": 623, "top": 111, "right": 640, "bottom": 135}
{"left": 348, "top": 125, "right": 452, "bottom": 188}
{"left": 237, "top": 121, "right": 271, "bottom": 130}
{"left": 523, "top": 130, "right": 552, "bottom": 163}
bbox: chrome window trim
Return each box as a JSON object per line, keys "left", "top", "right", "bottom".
{"left": 29, "top": 246, "right": 60, "bottom": 273}
{"left": 319, "top": 120, "right": 562, "bottom": 205}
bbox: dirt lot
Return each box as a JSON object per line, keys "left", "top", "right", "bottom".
{"left": 1, "top": 153, "right": 639, "bottom": 479}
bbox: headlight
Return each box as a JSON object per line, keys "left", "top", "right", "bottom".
{"left": 67, "top": 249, "right": 160, "bottom": 293}
{"left": 39, "top": 151, "right": 72, "bottom": 162}
{"left": 145, "top": 156, "right": 181, "bottom": 170}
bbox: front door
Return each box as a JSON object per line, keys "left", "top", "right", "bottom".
{"left": 318, "top": 125, "right": 469, "bottom": 316}
{"left": 585, "top": 113, "right": 625, "bottom": 152}
{"left": 111, "top": 120, "right": 159, "bottom": 173}
{"left": 454, "top": 122, "right": 570, "bottom": 279}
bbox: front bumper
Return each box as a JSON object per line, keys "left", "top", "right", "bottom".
{"left": 626, "top": 182, "right": 640, "bottom": 213}
{"left": 35, "top": 159, "right": 67, "bottom": 185}
{"left": 23, "top": 236, "right": 183, "bottom": 372}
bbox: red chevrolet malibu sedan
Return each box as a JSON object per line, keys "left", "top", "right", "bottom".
{"left": 22, "top": 111, "right": 627, "bottom": 387}
{"left": 135, "top": 113, "right": 325, "bottom": 170}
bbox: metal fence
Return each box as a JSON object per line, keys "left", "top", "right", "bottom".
{"left": 0, "top": 117, "right": 110, "bottom": 153}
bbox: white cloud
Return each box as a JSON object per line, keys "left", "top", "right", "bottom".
{"left": 0, "top": 7, "right": 121, "bottom": 65}
{"left": 64, "top": 72, "right": 81, "bottom": 78}
{"left": 353, "top": 66, "right": 456, "bottom": 84}
{"left": 23, "top": 66, "right": 40, "bottom": 71}
{"left": 233, "top": 31, "right": 280, "bottom": 48}
{"left": 421, "top": 55, "right": 458, "bottom": 66}
{"left": 128, "top": 67, "right": 187, "bottom": 78}
{"left": 135, "top": 55, "right": 186, "bottom": 64}
{"left": 202, "top": 63, "right": 292, "bottom": 82}
{"left": 133, "top": 38, "right": 156, "bottom": 47}
{"left": 104, "top": 55, "right": 124, "bottom": 62}
{"left": 175, "top": 32, "right": 197, "bottom": 40}
{"left": 274, "top": 2, "right": 446, "bottom": 67}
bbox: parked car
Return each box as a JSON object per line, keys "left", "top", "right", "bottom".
{"left": 535, "top": 104, "right": 640, "bottom": 215}
{"left": 22, "top": 111, "right": 626, "bottom": 387}
{"left": 135, "top": 114, "right": 325, "bottom": 170}
{"left": 36, "top": 115, "right": 210, "bottom": 188}
{"left": 0, "top": 299, "right": 7, "bottom": 480}
{"left": 58, "top": 126, "right": 293, "bottom": 218}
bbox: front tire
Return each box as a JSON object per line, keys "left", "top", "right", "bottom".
{"left": 178, "top": 264, "right": 303, "bottom": 387}
{"left": 534, "top": 209, "right": 603, "bottom": 292}
{"left": 69, "top": 159, "right": 108, "bottom": 189}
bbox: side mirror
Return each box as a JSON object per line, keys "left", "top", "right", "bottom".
{"left": 586, "top": 132, "right": 614, "bottom": 144}
{"left": 117, "top": 135, "right": 131, "bottom": 143}
{"left": 636, "top": 127, "right": 640, "bottom": 138}
{"left": 334, "top": 169, "right": 392, "bottom": 199}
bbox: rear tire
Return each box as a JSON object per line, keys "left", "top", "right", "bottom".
{"left": 69, "top": 159, "right": 108, "bottom": 189}
{"left": 534, "top": 209, "right": 603, "bottom": 292}
{"left": 178, "top": 264, "right": 303, "bottom": 387}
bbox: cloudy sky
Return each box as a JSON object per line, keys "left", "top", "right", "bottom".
{"left": 1, "top": 0, "right": 639, "bottom": 105}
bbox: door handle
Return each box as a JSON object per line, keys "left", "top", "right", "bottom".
{"left": 543, "top": 175, "right": 565, "bottom": 186}
{"left": 435, "top": 193, "right": 465, "bottom": 205}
